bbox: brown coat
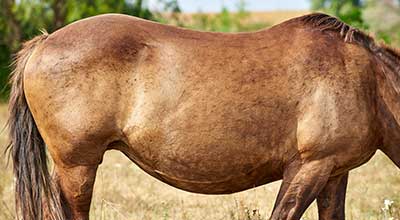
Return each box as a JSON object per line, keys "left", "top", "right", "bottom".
{"left": 7, "top": 13, "right": 400, "bottom": 220}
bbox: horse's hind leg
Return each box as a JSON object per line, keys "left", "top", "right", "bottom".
{"left": 53, "top": 164, "right": 99, "bottom": 220}
{"left": 270, "top": 159, "right": 334, "bottom": 220}
{"left": 42, "top": 137, "right": 107, "bottom": 220}
{"left": 316, "top": 173, "right": 348, "bottom": 220}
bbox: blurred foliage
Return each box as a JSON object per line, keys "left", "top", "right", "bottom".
{"left": 311, "top": 0, "right": 400, "bottom": 45}
{"left": 363, "top": 0, "right": 400, "bottom": 45}
{"left": 311, "top": 0, "right": 365, "bottom": 28}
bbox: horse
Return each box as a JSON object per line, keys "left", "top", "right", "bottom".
{"left": 7, "top": 12, "right": 400, "bottom": 220}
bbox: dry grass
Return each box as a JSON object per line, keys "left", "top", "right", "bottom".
{"left": 0, "top": 99, "right": 399, "bottom": 220}
{"left": 244, "top": 10, "right": 311, "bottom": 25}
{"left": 176, "top": 10, "right": 310, "bottom": 24}
{"left": 89, "top": 151, "right": 400, "bottom": 220}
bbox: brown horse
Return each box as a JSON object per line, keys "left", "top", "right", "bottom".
{"left": 7, "top": 13, "right": 400, "bottom": 220}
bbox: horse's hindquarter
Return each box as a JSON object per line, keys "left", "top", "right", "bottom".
{"left": 23, "top": 14, "right": 379, "bottom": 194}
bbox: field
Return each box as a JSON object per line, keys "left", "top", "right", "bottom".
{"left": 176, "top": 10, "right": 309, "bottom": 25}
{"left": 0, "top": 11, "right": 400, "bottom": 220}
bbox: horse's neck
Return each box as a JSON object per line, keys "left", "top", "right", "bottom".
{"left": 377, "top": 66, "right": 400, "bottom": 168}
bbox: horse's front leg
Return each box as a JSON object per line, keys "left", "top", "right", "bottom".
{"left": 270, "top": 159, "right": 334, "bottom": 220}
{"left": 317, "top": 173, "right": 349, "bottom": 220}
{"left": 51, "top": 163, "right": 99, "bottom": 220}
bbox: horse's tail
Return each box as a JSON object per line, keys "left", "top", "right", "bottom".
{"left": 7, "top": 32, "right": 65, "bottom": 220}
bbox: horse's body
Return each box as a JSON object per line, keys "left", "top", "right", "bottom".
{"left": 8, "top": 13, "right": 400, "bottom": 220}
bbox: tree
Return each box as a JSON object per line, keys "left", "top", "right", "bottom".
{"left": 0, "top": 0, "right": 22, "bottom": 52}
{"left": 311, "top": 0, "right": 400, "bottom": 45}
{"left": 363, "top": 0, "right": 400, "bottom": 44}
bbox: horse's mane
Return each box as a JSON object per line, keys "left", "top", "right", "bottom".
{"left": 300, "top": 13, "right": 400, "bottom": 93}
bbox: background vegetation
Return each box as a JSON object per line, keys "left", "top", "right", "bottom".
{"left": 0, "top": 1, "right": 399, "bottom": 219}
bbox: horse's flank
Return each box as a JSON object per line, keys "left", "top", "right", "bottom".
{"left": 7, "top": 13, "right": 400, "bottom": 220}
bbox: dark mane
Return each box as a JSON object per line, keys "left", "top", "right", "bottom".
{"left": 300, "top": 13, "right": 400, "bottom": 93}
{"left": 301, "top": 13, "right": 370, "bottom": 43}
{"left": 300, "top": 13, "right": 400, "bottom": 55}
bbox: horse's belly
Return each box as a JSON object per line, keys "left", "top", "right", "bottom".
{"left": 130, "top": 140, "right": 285, "bottom": 194}
{"left": 151, "top": 151, "right": 284, "bottom": 194}
{"left": 125, "top": 113, "right": 291, "bottom": 194}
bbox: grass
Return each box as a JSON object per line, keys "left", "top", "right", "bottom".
{"left": 160, "top": 10, "right": 311, "bottom": 33}
{"left": 175, "top": 10, "right": 309, "bottom": 25}
{"left": 88, "top": 151, "right": 400, "bottom": 220}
{"left": 0, "top": 103, "right": 399, "bottom": 220}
